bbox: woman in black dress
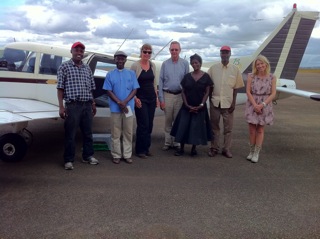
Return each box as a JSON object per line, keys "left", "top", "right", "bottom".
{"left": 171, "top": 54, "right": 213, "bottom": 156}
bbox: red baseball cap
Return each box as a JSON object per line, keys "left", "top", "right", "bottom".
{"left": 220, "top": 45, "right": 231, "bottom": 51}
{"left": 71, "top": 41, "right": 85, "bottom": 49}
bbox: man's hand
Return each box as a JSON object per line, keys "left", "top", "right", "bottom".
{"left": 228, "top": 104, "right": 236, "bottom": 113}
{"left": 59, "top": 106, "right": 66, "bottom": 119}
{"left": 122, "top": 106, "right": 129, "bottom": 114}
{"left": 92, "top": 103, "right": 97, "bottom": 116}
{"left": 160, "top": 102, "right": 165, "bottom": 111}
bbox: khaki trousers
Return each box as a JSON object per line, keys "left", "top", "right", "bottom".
{"left": 163, "top": 92, "right": 183, "bottom": 147}
{"left": 110, "top": 112, "right": 134, "bottom": 159}
{"left": 209, "top": 102, "right": 234, "bottom": 152}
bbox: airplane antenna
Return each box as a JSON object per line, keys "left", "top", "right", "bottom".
{"left": 152, "top": 39, "right": 173, "bottom": 60}
{"left": 115, "top": 28, "right": 134, "bottom": 53}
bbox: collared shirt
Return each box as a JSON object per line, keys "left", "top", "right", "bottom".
{"left": 207, "top": 62, "right": 244, "bottom": 108}
{"left": 103, "top": 68, "right": 140, "bottom": 113}
{"left": 57, "top": 59, "right": 95, "bottom": 102}
{"left": 158, "top": 57, "right": 190, "bottom": 102}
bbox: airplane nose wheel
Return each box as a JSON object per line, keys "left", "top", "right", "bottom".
{"left": 0, "top": 133, "right": 28, "bottom": 162}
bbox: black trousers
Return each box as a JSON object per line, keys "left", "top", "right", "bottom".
{"left": 134, "top": 99, "right": 156, "bottom": 154}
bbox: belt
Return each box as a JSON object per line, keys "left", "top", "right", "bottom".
{"left": 163, "top": 89, "right": 182, "bottom": 95}
{"left": 66, "top": 100, "right": 92, "bottom": 104}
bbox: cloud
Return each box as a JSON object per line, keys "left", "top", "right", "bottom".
{"left": 0, "top": 0, "right": 319, "bottom": 67}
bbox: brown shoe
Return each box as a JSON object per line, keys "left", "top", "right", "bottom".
{"left": 208, "top": 148, "right": 217, "bottom": 157}
{"left": 125, "top": 158, "right": 133, "bottom": 164}
{"left": 112, "top": 158, "right": 121, "bottom": 164}
{"left": 146, "top": 152, "right": 153, "bottom": 157}
{"left": 222, "top": 150, "right": 233, "bottom": 158}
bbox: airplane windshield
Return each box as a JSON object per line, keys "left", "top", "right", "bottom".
{"left": 0, "top": 47, "right": 71, "bottom": 75}
{"left": 0, "top": 48, "right": 28, "bottom": 71}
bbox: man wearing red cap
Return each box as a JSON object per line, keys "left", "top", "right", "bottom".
{"left": 57, "top": 41, "right": 99, "bottom": 170}
{"left": 207, "top": 45, "right": 244, "bottom": 158}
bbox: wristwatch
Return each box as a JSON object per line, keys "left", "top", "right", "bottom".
{"left": 262, "top": 102, "right": 267, "bottom": 108}
{"left": 199, "top": 103, "right": 204, "bottom": 107}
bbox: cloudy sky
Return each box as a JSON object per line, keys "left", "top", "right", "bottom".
{"left": 0, "top": 0, "right": 319, "bottom": 67}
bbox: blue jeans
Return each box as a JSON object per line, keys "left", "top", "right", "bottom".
{"left": 64, "top": 101, "right": 94, "bottom": 163}
{"left": 134, "top": 99, "right": 156, "bottom": 154}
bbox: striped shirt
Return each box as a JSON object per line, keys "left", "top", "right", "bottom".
{"left": 57, "top": 59, "right": 96, "bottom": 103}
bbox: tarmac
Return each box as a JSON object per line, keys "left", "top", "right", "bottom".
{"left": 0, "top": 71, "right": 319, "bottom": 239}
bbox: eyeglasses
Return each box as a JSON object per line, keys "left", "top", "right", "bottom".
{"left": 142, "top": 50, "right": 152, "bottom": 54}
{"left": 170, "top": 49, "right": 179, "bottom": 52}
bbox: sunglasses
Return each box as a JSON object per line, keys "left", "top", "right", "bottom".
{"left": 170, "top": 49, "right": 179, "bottom": 52}
{"left": 142, "top": 50, "right": 152, "bottom": 54}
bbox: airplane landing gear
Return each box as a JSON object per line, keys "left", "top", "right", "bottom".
{"left": 0, "top": 133, "right": 28, "bottom": 162}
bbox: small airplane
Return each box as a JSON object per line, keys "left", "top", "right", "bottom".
{"left": 0, "top": 4, "right": 319, "bottom": 162}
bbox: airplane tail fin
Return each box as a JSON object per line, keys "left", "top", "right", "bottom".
{"left": 243, "top": 5, "right": 319, "bottom": 80}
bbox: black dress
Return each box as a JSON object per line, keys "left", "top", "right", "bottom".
{"left": 171, "top": 72, "right": 213, "bottom": 145}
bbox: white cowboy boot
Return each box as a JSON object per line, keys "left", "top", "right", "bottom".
{"left": 251, "top": 145, "right": 261, "bottom": 163}
{"left": 246, "top": 144, "right": 255, "bottom": 161}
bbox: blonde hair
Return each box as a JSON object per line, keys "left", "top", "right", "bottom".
{"left": 252, "top": 55, "right": 271, "bottom": 76}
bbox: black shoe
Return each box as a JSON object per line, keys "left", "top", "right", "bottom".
{"left": 174, "top": 149, "right": 184, "bottom": 156}
{"left": 136, "top": 153, "right": 147, "bottom": 159}
{"left": 191, "top": 149, "right": 197, "bottom": 156}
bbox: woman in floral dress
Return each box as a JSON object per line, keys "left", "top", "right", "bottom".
{"left": 245, "top": 55, "right": 276, "bottom": 163}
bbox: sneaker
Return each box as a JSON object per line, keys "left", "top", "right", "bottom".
{"left": 64, "top": 162, "right": 74, "bottom": 170}
{"left": 82, "top": 156, "right": 99, "bottom": 165}
{"left": 162, "top": 145, "right": 170, "bottom": 151}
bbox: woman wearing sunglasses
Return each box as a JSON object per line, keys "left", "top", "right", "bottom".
{"left": 130, "top": 43, "right": 158, "bottom": 158}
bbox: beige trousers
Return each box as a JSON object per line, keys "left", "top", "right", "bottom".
{"left": 110, "top": 112, "right": 134, "bottom": 159}
{"left": 209, "top": 102, "right": 234, "bottom": 152}
{"left": 163, "top": 92, "right": 183, "bottom": 147}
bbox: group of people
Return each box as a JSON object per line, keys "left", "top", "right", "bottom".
{"left": 56, "top": 41, "right": 276, "bottom": 170}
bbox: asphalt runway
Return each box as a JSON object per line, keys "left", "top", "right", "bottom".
{"left": 1, "top": 71, "right": 319, "bottom": 239}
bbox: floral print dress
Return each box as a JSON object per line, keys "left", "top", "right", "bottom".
{"left": 245, "top": 73, "right": 274, "bottom": 125}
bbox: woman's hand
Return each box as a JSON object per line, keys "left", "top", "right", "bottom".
{"left": 135, "top": 97, "right": 142, "bottom": 108}
{"left": 254, "top": 103, "right": 263, "bottom": 114}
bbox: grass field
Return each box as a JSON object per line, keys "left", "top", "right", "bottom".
{"left": 298, "top": 68, "right": 320, "bottom": 73}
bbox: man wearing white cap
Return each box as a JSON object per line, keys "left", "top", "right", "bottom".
{"left": 207, "top": 46, "right": 244, "bottom": 158}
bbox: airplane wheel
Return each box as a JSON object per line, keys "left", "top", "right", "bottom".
{"left": 0, "top": 133, "right": 28, "bottom": 162}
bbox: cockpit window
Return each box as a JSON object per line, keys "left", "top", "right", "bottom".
{"left": 0, "top": 48, "right": 27, "bottom": 71}
{"left": 39, "top": 54, "right": 70, "bottom": 75}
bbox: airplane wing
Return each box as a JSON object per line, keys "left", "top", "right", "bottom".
{"left": 0, "top": 98, "right": 59, "bottom": 125}
{"left": 276, "top": 87, "right": 320, "bottom": 101}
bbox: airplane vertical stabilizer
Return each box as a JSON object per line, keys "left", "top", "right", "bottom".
{"left": 243, "top": 6, "right": 319, "bottom": 80}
